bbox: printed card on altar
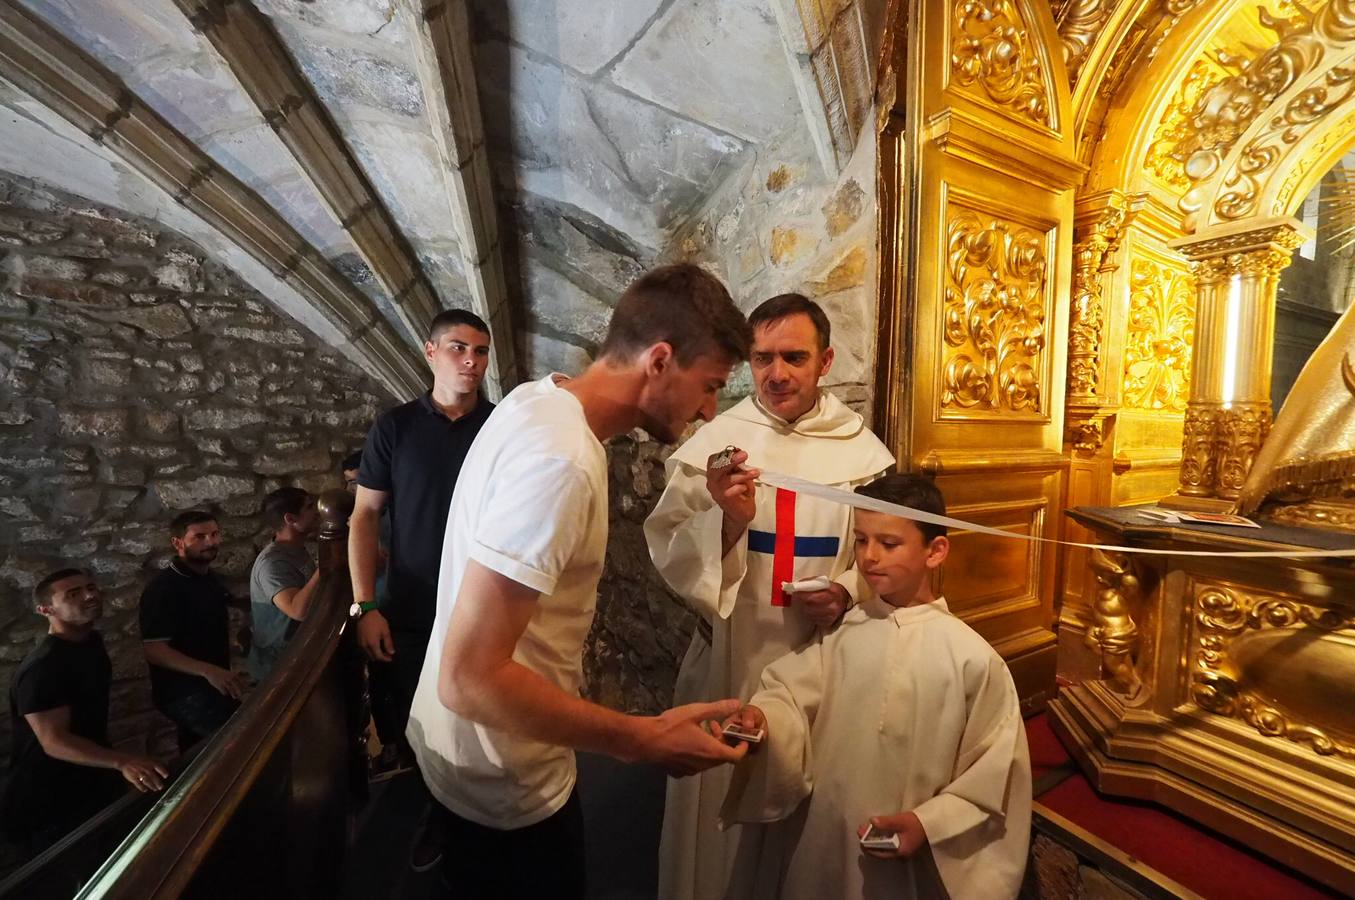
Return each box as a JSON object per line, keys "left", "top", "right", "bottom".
{"left": 1175, "top": 511, "right": 1261, "bottom": 528}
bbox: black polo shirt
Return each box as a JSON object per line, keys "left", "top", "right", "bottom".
{"left": 139, "top": 559, "right": 232, "bottom": 708}
{"left": 4, "top": 631, "right": 121, "bottom": 840}
{"left": 358, "top": 391, "right": 494, "bottom": 635}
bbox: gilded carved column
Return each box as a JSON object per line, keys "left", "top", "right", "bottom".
{"left": 1166, "top": 219, "right": 1307, "bottom": 508}
{"left": 1066, "top": 191, "right": 1141, "bottom": 451}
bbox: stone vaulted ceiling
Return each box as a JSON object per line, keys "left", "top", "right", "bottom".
{"left": 0, "top": 0, "right": 863, "bottom": 400}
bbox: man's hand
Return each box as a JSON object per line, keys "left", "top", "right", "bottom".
{"left": 857, "top": 811, "right": 928, "bottom": 859}
{"left": 118, "top": 755, "right": 170, "bottom": 792}
{"left": 715, "top": 704, "right": 768, "bottom": 749}
{"left": 631, "top": 699, "right": 748, "bottom": 776}
{"left": 204, "top": 666, "right": 247, "bottom": 700}
{"left": 357, "top": 608, "right": 395, "bottom": 662}
{"left": 706, "top": 449, "right": 759, "bottom": 531}
{"left": 798, "top": 582, "right": 849, "bottom": 629}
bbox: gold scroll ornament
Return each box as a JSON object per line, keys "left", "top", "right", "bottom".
{"left": 950, "top": 0, "right": 1051, "bottom": 126}
{"left": 1192, "top": 584, "right": 1355, "bottom": 759}
{"left": 1123, "top": 257, "right": 1194, "bottom": 411}
{"left": 941, "top": 209, "right": 1049, "bottom": 415}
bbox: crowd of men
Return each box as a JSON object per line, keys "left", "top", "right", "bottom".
{"left": 4, "top": 264, "right": 1031, "bottom": 898}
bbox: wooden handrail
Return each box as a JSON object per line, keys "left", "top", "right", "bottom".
{"left": 72, "top": 489, "right": 361, "bottom": 900}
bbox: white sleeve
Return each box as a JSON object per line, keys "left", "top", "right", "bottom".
{"left": 718, "top": 639, "right": 825, "bottom": 827}
{"left": 913, "top": 655, "right": 1032, "bottom": 900}
{"left": 644, "top": 460, "right": 747, "bottom": 622}
{"left": 469, "top": 455, "right": 594, "bottom": 596}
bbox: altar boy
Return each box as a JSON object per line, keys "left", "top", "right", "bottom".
{"left": 718, "top": 474, "right": 1031, "bottom": 900}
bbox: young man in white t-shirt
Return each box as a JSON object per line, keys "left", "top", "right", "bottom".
{"left": 407, "top": 264, "right": 754, "bottom": 899}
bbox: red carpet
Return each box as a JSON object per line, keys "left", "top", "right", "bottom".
{"left": 1027, "top": 714, "right": 1339, "bottom": 899}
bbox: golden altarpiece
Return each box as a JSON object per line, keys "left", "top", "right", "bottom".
{"left": 872, "top": 0, "right": 1355, "bottom": 891}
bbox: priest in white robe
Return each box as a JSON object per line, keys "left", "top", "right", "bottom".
{"left": 646, "top": 295, "right": 895, "bottom": 900}
{"left": 719, "top": 474, "right": 1031, "bottom": 900}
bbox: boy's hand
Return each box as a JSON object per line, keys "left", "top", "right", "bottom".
{"left": 711, "top": 704, "right": 767, "bottom": 748}
{"left": 857, "top": 811, "right": 927, "bottom": 859}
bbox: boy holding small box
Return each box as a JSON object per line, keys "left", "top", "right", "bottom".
{"left": 718, "top": 473, "right": 1031, "bottom": 899}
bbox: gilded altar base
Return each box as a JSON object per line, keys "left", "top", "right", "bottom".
{"left": 1048, "top": 509, "right": 1355, "bottom": 894}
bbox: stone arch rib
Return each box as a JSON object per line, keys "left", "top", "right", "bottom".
{"left": 0, "top": 2, "right": 427, "bottom": 400}
{"left": 170, "top": 0, "right": 443, "bottom": 353}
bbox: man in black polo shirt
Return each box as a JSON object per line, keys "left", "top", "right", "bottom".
{"left": 140, "top": 510, "right": 246, "bottom": 750}
{"left": 349, "top": 307, "right": 494, "bottom": 869}
{"left": 4, "top": 568, "right": 168, "bottom": 858}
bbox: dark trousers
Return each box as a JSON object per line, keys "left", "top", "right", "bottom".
{"left": 161, "top": 691, "right": 239, "bottom": 752}
{"left": 368, "top": 627, "right": 428, "bottom": 750}
{"left": 439, "top": 791, "right": 586, "bottom": 900}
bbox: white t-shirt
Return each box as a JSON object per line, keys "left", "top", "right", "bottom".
{"left": 406, "top": 374, "right": 609, "bottom": 829}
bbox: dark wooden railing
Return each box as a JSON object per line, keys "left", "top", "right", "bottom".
{"left": 1, "top": 490, "right": 365, "bottom": 900}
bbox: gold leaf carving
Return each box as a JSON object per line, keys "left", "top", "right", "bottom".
{"left": 1057, "top": 0, "right": 1115, "bottom": 85}
{"left": 951, "top": 0, "right": 1051, "bottom": 126}
{"left": 1175, "top": 0, "right": 1355, "bottom": 220}
{"left": 1179, "top": 402, "right": 1220, "bottom": 495}
{"left": 1191, "top": 584, "right": 1355, "bottom": 759}
{"left": 1123, "top": 258, "right": 1195, "bottom": 411}
{"left": 1143, "top": 59, "right": 1219, "bottom": 191}
{"left": 941, "top": 209, "right": 1049, "bottom": 415}
{"left": 1086, "top": 549, "right": 1145, "bottom": 699}
{"left": 1214, "top": 60, "right": 1355, "bottom": 222}
{"left": 1216, "top": 401, "right": 1272, "bottom": 500}
{"left": 1067, "top": 208, "right": 1126, "bottom": 403}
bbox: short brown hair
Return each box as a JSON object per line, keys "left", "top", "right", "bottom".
{"left": 855, "top": 474, "right": 948, "bottom": 542}
{"left": 599, "top": 265, "right": 751, "bottom": 366}
{"left": 262, "top": 486, "right": 310, "bottom": 531}
{"left": 748, "top": 293, "right": 830, "bottom": 351}
{"left": 429, "top": 308, "right": 490, "bottom": 343}
{"left": 33, "top": 567, "right": 86, "bottom": 610}
{"left": 170, "top": 509, "right": 217, "bottom": 538}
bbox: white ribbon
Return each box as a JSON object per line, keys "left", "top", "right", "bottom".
{"left": 757, "top": 471, "right": 1355, "bottom": 560}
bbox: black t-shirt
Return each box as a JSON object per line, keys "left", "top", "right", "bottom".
{"left": 139, "top": 560, "right": 232, "bottom": 707}
{"left": 4, "top": 632, "right": 120, "bottom": 838}
{"left": 358, "top": 392, "right": 494, "bottom": 635}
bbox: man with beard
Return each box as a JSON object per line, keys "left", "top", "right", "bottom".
{"left": 246, "top": 488, "right": 321, "bottom": 681}
{"left": 140, "top": 510, "right": 246, "bottom": 749}
{"left": 407, "top": 264, "right": 753, "bottom": 900}
{"left": 4, "top": 568, "right": 168, "bottom": 858}
{"left": 647, "top": 293, "right": 894, "bottom": 899}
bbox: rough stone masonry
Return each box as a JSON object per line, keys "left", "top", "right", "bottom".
{"left": 0, "top": 173, "right": 393, "bottom": 757}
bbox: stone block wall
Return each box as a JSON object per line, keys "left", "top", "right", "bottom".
{"left": 0, "top": 173, "right": 395, "bottom": 756}
{"left": 666, "top": 119, "right": 880, "bottom": 414}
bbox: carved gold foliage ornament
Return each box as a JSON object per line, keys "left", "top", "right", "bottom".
{"left": 941, "top": 209, "right": 1049, "bottom": 415}
{"left": 1177, "top": 0, "right": 1355, "bottom": 222}
{"left": 1067, "top": 208, "right": 1126, "bottom": 402}
{"left": 951, "top": 0, "right": 1051, "bottom": 126}
{"left": 1179, "top": 402, "right": 1220, "bottom": 494}
{"left": 1144, "top": 60, "right": 1219, "bottom": 191}
{"left": 1215, "top": 63, "right": 1355, "bottom": 222}
{"left": 1123, "top": 258, "right": 1194, "bottom": 410}
{"left": 1056, "top": 0, "right": 1115, "bottom": 85}
{"left": 1192, "top": 585, "right": 1355, "bottom": 759}
{"left": 1216, "top": 402, "right": 1273, "bottom": 499}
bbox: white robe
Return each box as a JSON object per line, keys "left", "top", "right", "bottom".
{"left": 646, "top": 391, "right": 894, "bottom": 900}
{"left": 720, "top": 598, "right": 1032, "bottom": 900}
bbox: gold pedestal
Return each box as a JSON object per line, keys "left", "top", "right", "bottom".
{"left": 1048, "top": 508, "right": 1355, "bottom": 895}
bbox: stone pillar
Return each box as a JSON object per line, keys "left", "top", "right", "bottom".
{"left": 1165, "top": 219, "right": 1308, "bottom": 510}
